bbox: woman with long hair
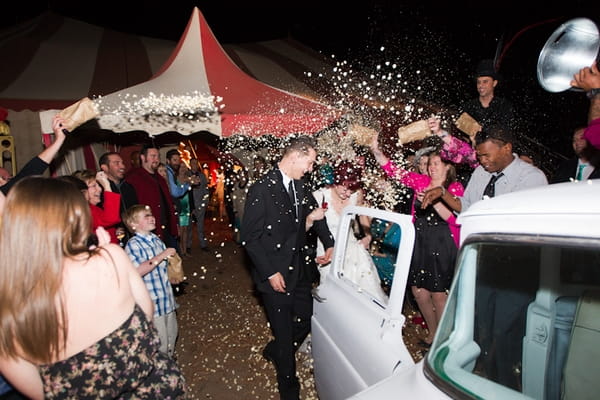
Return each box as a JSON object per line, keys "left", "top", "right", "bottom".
{"left": 0, "top": 177, "right": 186, "bottom": 399}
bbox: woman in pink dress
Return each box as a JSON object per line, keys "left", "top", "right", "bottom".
{"left": 370, "top": 131, "right": 464, "bottom": 347}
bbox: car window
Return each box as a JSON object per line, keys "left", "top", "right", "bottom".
{"left": 335, "top": 214, "right": 401, "bottom": 306}
{"left": 424, "top": 235, "right": 600, "bottom": 400}
{"left": 368, "top": 217, "right": 401, "bottom": 295}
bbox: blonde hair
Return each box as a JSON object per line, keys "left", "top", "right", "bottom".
{"left": 0, "top": 177, "right": 94, "bottom": 363}
{"left": 122, "top": 204, "right": 151, "bottom": 234}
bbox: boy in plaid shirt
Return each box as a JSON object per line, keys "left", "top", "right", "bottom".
{"left": 123, "top": 204, "right": 179, "bottom": 357}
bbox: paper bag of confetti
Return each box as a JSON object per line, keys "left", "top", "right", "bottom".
{"left": 347, "top": 124, "right": 378, "bottom": 146}
{"left": 58, "top": 97, "right": 100, "bottom": 132}
{"left": 454, "top": 112, "right": 482, "bottom": 138}
{"left": 396, "top": 120, "right": 430, "bottom": 145}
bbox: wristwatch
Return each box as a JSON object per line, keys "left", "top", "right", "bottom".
{"left": 586, "top": 88, "right": 600, "bottom": 99}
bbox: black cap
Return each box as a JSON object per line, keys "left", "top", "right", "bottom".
{"left": 475, "top": 59, "right": 499, "bottom": 80}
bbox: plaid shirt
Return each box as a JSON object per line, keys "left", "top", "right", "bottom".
{"left": 125, "top": 232, "right": 176, "bottom": 317}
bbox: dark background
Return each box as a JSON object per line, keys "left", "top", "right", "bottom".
{"left": 5, "top": 1, "right": 600, "bottom": 161}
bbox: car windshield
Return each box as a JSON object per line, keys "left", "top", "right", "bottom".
{"left": 425, "top": 235, "right": 600, "bottom": 399}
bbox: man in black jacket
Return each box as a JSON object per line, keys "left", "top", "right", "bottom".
{"left": 241, "top": 136, "right": 334, "bottom": 400}
{"left": 461, "top": 59, "right": 516, "bottom": 133}
{"left": 550, "top": 127, "right": 600, "bottom": 183}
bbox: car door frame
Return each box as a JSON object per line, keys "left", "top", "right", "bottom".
{"left": 311, "top": 205, "right": 416, "bottom": 400}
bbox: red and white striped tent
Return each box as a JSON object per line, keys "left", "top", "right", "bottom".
{"left": 0, "top": 7, "right": 339, "bottom": 172}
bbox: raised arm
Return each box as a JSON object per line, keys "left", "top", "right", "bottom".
{"left": 429, "top": 116, "right": 479, "bottom": 168}
{"left": 1, "top": 115, "right": 68, "bottom": 195}
{"left": 571, "top": 61, "right": 600, "bottom": 149}
{"left": 37, "top": 115, "right": 68, "bottom": 164}
{"left": 369, "top": 130, "right": 390, "bottom": 167}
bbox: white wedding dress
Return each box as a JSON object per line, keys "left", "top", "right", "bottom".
{"left": 314, "top": 188, "right": 387, "bottom": 302}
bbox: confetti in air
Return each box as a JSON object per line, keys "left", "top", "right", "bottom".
{"left": 93, "top": 91, "right": 222, "bottom": 135}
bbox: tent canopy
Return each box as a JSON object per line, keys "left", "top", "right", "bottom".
{"left": 37, "top": 7, "right": 340, "bottom": 138}
{"left": 0, "top": 8, "right": 342, "bottom": 170}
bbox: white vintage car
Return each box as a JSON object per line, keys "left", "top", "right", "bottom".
{"left": 311, "top": 180, "right": 600, "bottom": 400}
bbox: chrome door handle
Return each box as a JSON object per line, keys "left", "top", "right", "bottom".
{"left": 312, "top": 288, "right": 327, "bottom": 303}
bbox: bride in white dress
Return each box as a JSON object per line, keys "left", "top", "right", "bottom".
{"left": 313, "top": 165, "right": 387, "bottom": 302}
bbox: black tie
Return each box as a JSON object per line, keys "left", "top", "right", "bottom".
{"left": 483, "top": 173, "right": 504, "bottom": 198}
{"left": 288, "top": 180, "right": 297, "bottom": 216}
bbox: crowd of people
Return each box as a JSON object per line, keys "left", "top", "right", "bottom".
{"left": 0, "top": 117, "right": 192, "bottom": 397}
{"left": 0, "top": 118, "right": 238, "bottom": 397}
{"left": 0, "top": 58, "right": 599, "bottom": 399}
{"left": 238, "top": 60, "right": 600, "bottom": 400}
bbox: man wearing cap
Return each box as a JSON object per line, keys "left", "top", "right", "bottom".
{"left": 461, "top": 59, "right": 516, "bottom": 133}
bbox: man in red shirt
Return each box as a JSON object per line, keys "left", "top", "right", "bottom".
{"left": 125, "top": 145, "right": 179, "bottom": 249}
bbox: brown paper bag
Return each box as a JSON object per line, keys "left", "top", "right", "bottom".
{"left": 347, "top": 124, "right": 378, "bottom": 146}
{"left": 396, "top": 120, "right": 430, "bottom": 145}
{"left": 167, "top": 253, "right": 184, "bottom": 284}
{"left": 58, "top": 97, "right": 99, "bottom": 132}
{"left": 454, "top": 112, "right": 482, "bottom": 137}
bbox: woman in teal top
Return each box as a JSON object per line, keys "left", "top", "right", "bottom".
{"left": 176, "top": 165, "right": 192, "bottom": 257}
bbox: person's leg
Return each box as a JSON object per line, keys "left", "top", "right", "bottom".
{"left": 261, "top": 292, "right": 300, "bottom": 400}
{"left": 179, "top": 225, "right": 189, "bottom": 256}
{"left": 195, "top": 205, "right": 208, "bottom": 249}
{"left": 153, "top": 313, "right": 170, "bottom": 356}
{"left": 412, "top": 286, "right": 437, "bottom": 344}
{"left": 186, "top": 209, "right": 200, "bottom": 249}
{"left": 431, "top": 291, "right": 448, "bottom": 331}
{"left": 165, "top": 311, "right": 179, "bottom": 358}
{"left": 185, "top": 222, "right": 193, "bottom": 251}
{"left": 291, "top": 281, "right": 313, "bottom": 350}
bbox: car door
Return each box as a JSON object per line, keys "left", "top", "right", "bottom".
{"left": 311, "top": 205, "right": 416, "bottom": 400}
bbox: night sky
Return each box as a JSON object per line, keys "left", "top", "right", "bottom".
{"left": 6, "top": 1, "right": 597, "bottom": 59}
{"left": 4, "top": 1, "right": 600, "bottom": 161}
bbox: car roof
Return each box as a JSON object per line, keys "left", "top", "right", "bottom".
{"left": 457, "top": 179, "right": 600, "bottom": 240}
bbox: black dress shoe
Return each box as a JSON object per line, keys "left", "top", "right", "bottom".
{"left": 262, "top": 348, "right": 273, "bottom": 363}
{"left": 262, "top": 342, "right": 277, "bottom": 365}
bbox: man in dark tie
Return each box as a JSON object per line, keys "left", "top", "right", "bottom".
{"left": 421, "top": 126, "right": 548, "bottom": 389}
{"left": 422, "top": 125, "right": 548, "bottom": 213}
{"left": 241, "top": 136, "right": 334, "bottom": 400}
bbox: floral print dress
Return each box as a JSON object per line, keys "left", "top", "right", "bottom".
{"left": 39, "top": 305, "right": 187, "bottom": 399}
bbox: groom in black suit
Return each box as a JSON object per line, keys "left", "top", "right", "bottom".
{"left": 241, "top": 136, "right": 334, "bottom": 400}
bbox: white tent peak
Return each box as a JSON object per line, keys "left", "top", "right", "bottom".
{"left": 41, "top": 7, "right": 340, "bottom": 138}
{"left": 93, "top": 7, "right": 221, "bottom": 137}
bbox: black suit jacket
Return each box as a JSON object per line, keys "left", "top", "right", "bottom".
{"left": 550, "top": 157, "right": 600, "bottom": 183}
{"left": 241, "top": 169, "right": 334, "bottom": 294}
